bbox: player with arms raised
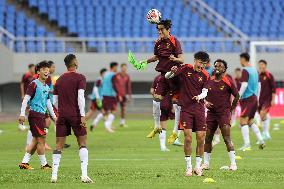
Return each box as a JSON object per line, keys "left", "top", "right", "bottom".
{"left": 165, "top": 51, "right": 210, "bottom": 176}
{"left": 51, "top": 54, "right": 92, "bottom": 183}
{"left": 202, "top": 59, "right": 239, "bottom": 171}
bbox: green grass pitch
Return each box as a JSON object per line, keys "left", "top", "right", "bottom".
{"left": 0, "top": 115, "right": 283, "bottom": 189}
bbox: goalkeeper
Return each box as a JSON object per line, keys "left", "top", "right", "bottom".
{"left": 128, "top": 19, "right": 184, "bottom": 139}
{"left": 86, "top": 68, "right": 106, "bottom": 132}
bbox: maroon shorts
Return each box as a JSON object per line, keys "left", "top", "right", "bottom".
{"left": 206, "top": 110, "right": 231, "bottom": 131}
{"left": 258, "top": 101, "right": 271, "bottom": 113}
{"left": 90, "top": 100, "right": 102, "bottom": 111}
{"left": 28, "top": 111, "right": 46, "bottom": 137}
{"left": 160, "top": 105, "right": 175, "bottom": 121}
{"left": 56, "top": 116, "right": 87, "bottom": 137}
{"left": 154, "top": 74, "right": 180, "bottom": 97}
{"left": 102, "top": 96, "right": 117, "bottom": 112}
{"left": 179, "top": 108, "right": 206, "bottom": 132}
{"left": 240, "top": 95, "right": 258, "bottom": 119}
{"left": 119, "top": 96, "right": 127, "bottom": 108}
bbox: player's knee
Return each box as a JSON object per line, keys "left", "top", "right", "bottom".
{"left": 184, "top": 135, "right": 192, "bottom": 144}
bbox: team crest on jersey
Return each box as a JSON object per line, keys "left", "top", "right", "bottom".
{"left": 187, "top": 72, "right": 192, "bottom": 77}
{"left": 220, "top": 86, "right": 224, "bottom": 90}
{"left": 198, "top": 77, "right": 202, "bottom": 82}
{"left": 263, "top": 76, "right": 267, "bottom": 80}
{"left": 183, "top": 122, "right": 186, "bottom": 127}
{"left": 166, "top": 43, "right": 170, "bottom": 49}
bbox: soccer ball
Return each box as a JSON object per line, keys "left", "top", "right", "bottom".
{"left": 146, "top": 9, "right": 162, "bottom": 24}
{"left": 18, "top": 124, "right": 28, "bottom": 132}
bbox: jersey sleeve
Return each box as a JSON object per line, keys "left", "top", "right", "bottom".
{"left": 21, "top": 74, "right": 26, "bottom": 83}
{"left": 175, "top": 38, "right": 183, "bottom": 55}
{"left": 269, "top": 73, "right": 276, "bottom": 93}
{"left": 78, "top": 75, "right": 87, "bottom": 90}
{"left": 229, "top": 78, "right": 239, "bottom": 97}
{"left": 240, "top": 69, "right": 249, "bottom": 82}
{"left": 26, "top": 82, "right": 36, "bottom": 96}
{"left": 154, "top": 41, "right": 159, "bottom": 56}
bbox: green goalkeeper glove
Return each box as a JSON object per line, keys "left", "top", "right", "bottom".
{"left": 128, "top": 51, "right": 147, "bottom": 70}
{"left": 96, "top": 99, "right": 102, "bottom": 109}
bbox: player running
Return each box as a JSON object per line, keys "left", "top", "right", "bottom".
{"left": 51, "top": 54, "right": 92, "bottom": 183}
{"left": 202, "top": 59, "right": 239, "bottom": 171}
{"left": 238, "top": 53, "right": 265, "bottom": 151}
{"left": 18, "top": 61, "right": 56, "bottom": 170}
{"left": 87, "top": 68, "right": 107, "bottom": 131}
{"left": 258, "top": 60, "right": 276, "bottom": 140}
{"left": 165, "top": 51, "right": 210, "bottom": 177}
{"left": 116, "top": 63, "right": 132, "bottom": 127}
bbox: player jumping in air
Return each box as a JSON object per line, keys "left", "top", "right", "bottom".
{"left": 18, "top": 61, "right": 56, "bottom": 170}
{"left": 51, "top": 54, "right": 92, "bottom": 183}
{"left": 165, "top": 51, "right": 210, "bottom": 177}
{"left": 258, "top": 60, "right": 276, "bottom": 140}
{"left": 202, "top": 59, "right": 239, "bottom": 171}
{"left": 238, "top": 53, "right": 265, "bottom": 151}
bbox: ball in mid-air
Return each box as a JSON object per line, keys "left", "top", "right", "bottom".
{"left": 146, "top": 9, "right": 162, "bottom": 24}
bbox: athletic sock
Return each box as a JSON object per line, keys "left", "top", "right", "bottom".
{"left": 52, "top": 150, "right": 62, "bottom": 177}
{"left": 250, "top": 123, "right": 264, "bottom": 142}
{"left": 185, "top": 156, "right": 192, "bottom": 170}
{"left": 254, "top": 112, "right": 261, "bottom": 126}
{"left": 38, "top": 154, "right": 47, "bottom": 166}
{"left": 203, "top": 152, "right": 211, "bottom": 166}
{"left": 262, "top": 118, "right": 270, "bottom": 135}
{"left": 213, "top": 134, "right": 220, "bottom": 143}
{"left": 241, "top": 125, "right": 250, "bottom": 145}
{"left": 152, "top": 100, "right": 161, "bottom": 129}
{"left": 159, "top": 129, "right": 166, "bottom": 149}
{"left": 104, "top": 113, "right": 115, "bottom": 130}
{"left": 26, "top": 130, "right": 33, "bottom": 145}
{"left": 79, "top": 147, "right": 88, "bottom": 177}
{"left": 120, "top": 118, "right": 126, "bottom": 125}
{"left": 92, "top": 112, "right": 103, "bottom": 126}
{"left": 22, "top": 152, "right": 31, "bottom": 164}
{"left": 195, "top": 156, "right": 202, "bottom": 169}
{"left": 228, "top": 151, "right": 236, "bottom": 166}
{"left": 173, "top": 104, "right": 181, "bottom": 133}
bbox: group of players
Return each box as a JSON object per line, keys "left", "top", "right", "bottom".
{"left": 130, "top": 19, "right": 276, "bottom": 176}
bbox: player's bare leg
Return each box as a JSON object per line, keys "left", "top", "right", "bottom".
{"left": 90, "top": 111, "right": 104, "bottom": 131}
{"left": 239, "top": 116, "right": 251, "bottom": 151}
{"left": 260, "top": 109, "right": 271, "bottom": 140}
{"left": 119, "top": 103, "right": 127, "bottom": 127}
{"left": 220, "top": 125, "right": 237, "bottom": 171}
{"left": 85, "top": 109, "right": 95, "bottom": 121}
{"left": 36, "top": 136, "right": 52, "bottom": 169}
{"left": 194, "top": 131, "right": 205, "bottom": 176}
{"left": 202, "top": 129, "right": 215, "bottom": 170}
{"left": 44, "top": 117, "right": 52, "bottom": 150}
{"left": 159, "top": 121, "right": 169, "bottom": 152}
{"left": 183, "top": 129, "right": 192, "bottom": 176}
{"left": 51, "top": 137, "right": 66, "bottom": 183}
{"left": 212, "top": 128, "right": 221, "bottom": 146}
{"left": 147, "top": 95, "right": 163, "bottom": 138}
{"left": 248, "top": 119, "right": 265, "bottom": 149}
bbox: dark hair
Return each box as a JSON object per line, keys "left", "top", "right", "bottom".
{"left": 194, "top": 51, "right": 210, "bottom": 63}
{"left": 235, "top": 67, "right": 241, "bottom": 72}
{"left": 48, "top": 60, "right": 54, "bottom": 67}
{"left": 121, "top": 63, "right": 127, "bottom": 67}
{"left": 36, "top": 61, "right": 49, "bottom": 72}
{"left": 157, "top": 19, "right": 172, "bottom": 30}
{"left": 258, "top": 59, "right": 267, "bottom": 65}
{"left": 110, "top": 62, "right": 118, "bottom": 69}
{"left": 100, "top": 68, "right": 107, "bottom": 75}
{"left": 28, "top": 64, "right": 35, "bottom": 69}
{"left": 64, "top": 54, "right": 76, "bottom": 68}
{"left": 240, "top": 52, "right": 250, "bottom": 62}
{"left": 214, "top": 59, "right": 228, "bottom": 70}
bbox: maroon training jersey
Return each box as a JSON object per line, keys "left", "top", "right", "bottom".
{"left": 45, "top": 75, "right": 52, "bottom": 87}
{"left": 205, "top": 75, "right": 238, "bottom": 113}
{"left": 54, "top": 71, "right": 86, "bottom": 117}
{"left": 152, "top": 75, "right": 172, "bottom": 109}
{"left": 259, "top": 71, "right": 276, "bottom": 104}
{"left": 21, "top": 72, "right": 34, "bottom": 93}
{"left": 154, "top": 36, "right": 183, "bottom": 73}
{"left": 115, "top": 73, "right": 132, "bottom": 97}
{"left": 174, "top": 64, "right": 209, "bottom": 110}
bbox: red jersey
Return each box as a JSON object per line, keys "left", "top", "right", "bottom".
{"left": 115, "top": 73, "right": 132, "bottom": 97}
{"left": 259, "top": 71, "right": 276, "bottom": 104}
{"left": 54, "top": 71, "right": 86, "bottom": 117}
{"left": 21, "top": 72, "right": 34, "bottom": 93}
{"left": 234, "top": 78, "right": 242, "bottom": 90}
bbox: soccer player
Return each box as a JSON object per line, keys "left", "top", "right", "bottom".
{"left": 202, "top": 59, "right": 239, "bottom": 171}
{"left": 101, "top": 62, "right": 120, "bottom": 133}
{"left": 205, "top": 61, "right": 214, "bottom": 77}
{"left": 238, "top": 53, "right": 265, "bottom": 151}
{"left": 18, "top": 61, "right": 56, "bottom": 170}
{"left": 258, "top": 60, "right": 276, "bottom": 140}
{"left": 88, "top": 68, "right": 107, "bottom": 131}
{"left": 234, "top": 68, "right": 242, "bottom": 90}
{"left": 165, "top": 51, "right": 210, "bottom": 176}
{"left": 151, "top": 75, "right": 174, "bottom": 151}
{"left": 51, "top": 54, "right": 92, "bottom": 183}
{"left": 116, "top": 63, "right": 132, "bottom": 127}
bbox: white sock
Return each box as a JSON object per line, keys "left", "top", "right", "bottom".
{"left": 92, "top": 112, "right": 103, "bottom": 126}
{"left": 104, "top": 113, "right": 115, "bottom": 130}
{"left": 228, "top": 151, "right": 236, "bottom": 166}
{"left": 153, "top": 100, "right": 161, "bottom": 129}
{"left": 255, "top": 112, "right": 261, "bottom": 126}
{"left": 22, "top": 152, "right": 31, "bottom": 163}
{"left": 185, "top": 156, "right": 192, "bottom": 169}
{"left": 120, "top": 118, "right": 126, "bottom": 125}
{"left": 26, "top": 130, "right": 33, "bottom": 145}
{"left": 159, "top": 129, "right": 166, "bottom": 149}
{"left": 79, "top": 147, "right": 88, "bottom": 177}
{"left": 38, "top": 154, "right": 47, "bottom": 166}
{"left": 52, "top": 152, "right": 62, "bottom": 176}
{"left": 203, "top": 152, "right": 211, "bottom": 166}
{"left": 262, "top": 118, "right": 270, "bottom": 135}
{"left": 173, "top": 104, "right": 181, "bottom": 133}
{"left": 241, "top": 125, "right": 250, "bottom": 145}
{"left": 195, "top": 156, "right": 202, "bottom": 169}
{"left": 214, "top": 134, "right": 220, "bottom": 143}
{"left": 251, "top": 123, "right": 263, "bottom": 142}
